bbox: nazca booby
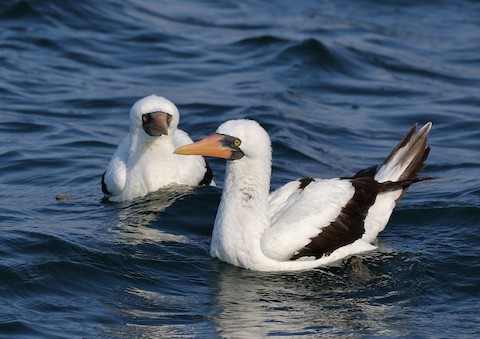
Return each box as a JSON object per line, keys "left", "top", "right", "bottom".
{"left": 102, "top": 95, "right": 214, "bottom": 202}
{"left": 174, "top": 119, "right": 432, "bottom": 271}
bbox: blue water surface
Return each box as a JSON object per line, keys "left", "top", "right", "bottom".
{"left": 1, "top": 0, "right": 479, "bottom": 337}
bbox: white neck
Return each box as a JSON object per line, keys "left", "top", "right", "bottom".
{"left": 210, "top": 155, "right": 275, "bottom": 269}
{"left": 129, "top": 131, "right": 174, "bottom": 156}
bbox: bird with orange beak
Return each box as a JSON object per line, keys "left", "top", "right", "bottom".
{"left": 175, "top": 119, "right": 432, "bottom": 271}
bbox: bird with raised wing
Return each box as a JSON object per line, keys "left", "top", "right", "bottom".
{"left": 174, "top": 119, "right": 432, "bottom": 271}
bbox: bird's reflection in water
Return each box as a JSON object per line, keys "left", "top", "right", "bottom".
{"left": 104, "top": 257, "right": 393, "bottom": 339}
{"left": 210, "top": 253, "right": 413, "bottom": 338}
{"left": 109, "top": 185, "right": 195, "bottom": 245}
{"left": 101, "top": 185, "right": 220, "bottom": 338}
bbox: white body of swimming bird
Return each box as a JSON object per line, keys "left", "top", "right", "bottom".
{"left": 175, "top": 119, "right": 432, "bottom": 271}
{"left": 102, "top": 95, "right": 214, "bottom": 202}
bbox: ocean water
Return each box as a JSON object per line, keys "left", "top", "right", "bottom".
{"left": 1, "top": 0, "right": 479, "bottom": 337}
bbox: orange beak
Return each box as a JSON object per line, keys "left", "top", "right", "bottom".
{"left": 174, "top": 134, "right": 234, "bottom": 159}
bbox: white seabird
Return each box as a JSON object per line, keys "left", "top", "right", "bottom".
{"left": 174, "top": 119, "right": 432, "bottom": 271}
{"left": 102, "top": 95, "right": 214, "bottom": 202}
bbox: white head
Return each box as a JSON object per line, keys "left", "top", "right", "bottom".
{"left": 174, "top": 119, "right": 272, "bottom": 162}
{"left": 129, "top": 95, "right": 180, "bottom": 139}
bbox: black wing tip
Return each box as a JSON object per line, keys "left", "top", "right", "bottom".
{"left": 101, "top": 171, "right": 111, "bottom": 196}
{"left": 351, "top": 165, "right": 379, "bottom": 179}
{"left": 353, "top": 123, "right": 432, "bottom": 181}
{"left": 378, "top": 176, "right": 435, "bottom": 193}
{"left": 199, "top": 160, "right": 214, "bottom": 186}
{"left": 298, "top": 177, "right": 315, "bottom": 189}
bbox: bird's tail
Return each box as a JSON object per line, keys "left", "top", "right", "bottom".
{"left": 374, "top": 122, "right": 432, "bottom": 184}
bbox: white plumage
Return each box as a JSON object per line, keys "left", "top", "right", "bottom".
{"left": 175, "top": 119, "right": 432, "bottom": 271}
{"left": 102, "top": 95, "right": 214, "bottom": 202}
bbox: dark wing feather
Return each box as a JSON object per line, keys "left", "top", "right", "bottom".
{"left": 290, "top": 177, "right": 380, "bottom": 260}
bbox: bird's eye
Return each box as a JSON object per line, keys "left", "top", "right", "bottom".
{"left": 233, "top": 138, "right": 241, "bottom": 147}
{"left": 167, "top": 115, "right": 173, "bottom": 124}
{"left": 142, "top": 114, "right": 148, "bottom": 123}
